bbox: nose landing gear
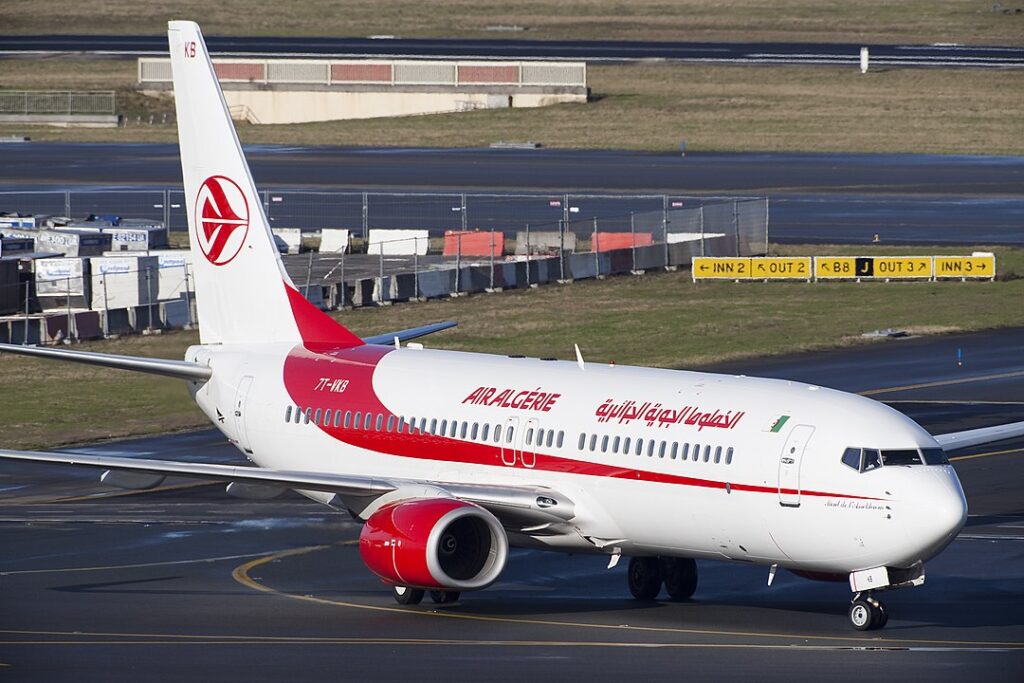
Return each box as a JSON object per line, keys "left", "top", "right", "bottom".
{"left": 849, "top": 592, "right": 888, "bottom": 631}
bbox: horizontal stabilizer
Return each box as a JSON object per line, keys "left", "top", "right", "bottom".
{"left": 0, "top": 343, "right": 211, "bottom": 381}
{"left": 934, "top": 420, "right": 1024, "bottom": 451}
{"left": 362, "top": 321, "right": 457, "bottom": 346}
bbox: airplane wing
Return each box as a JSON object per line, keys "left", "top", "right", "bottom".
{"left": 933, "top": 420, "right": 1024, "bottom": 451}
{"left": 0, "top": 448, "right": 575, "bottom": 531}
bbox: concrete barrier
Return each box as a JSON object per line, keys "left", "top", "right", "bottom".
{"left": 368, "top": 229, "right": 429, "bottom": 255}
{"left": 633, "top": 244, "right": 666, "bottom": 271}
{"left": 515, "top": 231, "right": 575, "bottom": 255}
{"left": 320, "top": 228, "right": 351, "bottom": 254}
{"left": 351, "top": 278, "right": 375, "bottom": 307}
{"left": 566, "top": 253, "right": 598, "bottom": 280}
{"left": 417, "top": 269, "right": 455, "bottom": 299}
{"left": 102, "top": 307, "right": 133, "bottom": 336}
{"left": 74, "top": 310, "right": 103, "bottom": 339}
{"left": 392, "top": 273, "right": 418, "bottom": 301}
{"left": 0, "top": 258, "right": 21, "bottom": 314}
{"left": 271, "top": 228, "right": 302, "bottom": 254}
{"left": 159, "top": 299, "right": 191, "bottom": 329}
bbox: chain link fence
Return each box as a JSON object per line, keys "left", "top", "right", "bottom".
{"left": 1, "top": 188, "right": 768, "bottom": 315}
{"left": 0, "top": 91, "right": 115, "bottom": 115}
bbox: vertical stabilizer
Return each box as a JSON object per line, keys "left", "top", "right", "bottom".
{"left": 167, "top": 21, "right": 362, "bottom": 349}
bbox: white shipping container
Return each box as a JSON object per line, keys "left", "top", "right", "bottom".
{"left": 155, "top": 250, "right": 194, "bottom": 301}
{"left": 35, "top": 257, "right": 89, "bottom": 296}
{"left": 89, "top": 256, "right": 159, "bottom": 310}
{"left": 102, "top": 228, "right": 151, "bottom": 252}
{"left": 368, "top": 229, "right": 430, "bottom": 255}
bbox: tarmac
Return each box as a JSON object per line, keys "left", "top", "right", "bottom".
{"left": 2, "top": 145, "right": 1022, "bottom": 245}
{"left": 2, "top": 328, "right": 1022, "bottom": 682}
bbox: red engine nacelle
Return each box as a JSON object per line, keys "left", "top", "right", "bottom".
{"left": 359, "top": 498, "right": 509, "bottom": 591}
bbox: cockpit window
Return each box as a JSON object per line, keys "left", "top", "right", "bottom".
{"left": 920, "top": 447, "right": 949, "bottom": 465}
{"left": 881, "top": 449, "right": 923, "bottom": 466}
{"left": 862, "top": 449, "right": 881, "bottom": 472}
{"left": 841, "top": 447, "right": 862, "bottom": 471}
{"left": 841, "top": 446, "right": 944, "bottom": 472}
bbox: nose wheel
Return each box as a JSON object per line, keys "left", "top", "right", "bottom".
{"left": 849, "top": 593, "right": 888, "bottom": 631}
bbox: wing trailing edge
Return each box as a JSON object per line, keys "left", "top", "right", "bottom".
{"left": 0, "top": 343, "right": 211, "bottom": 381}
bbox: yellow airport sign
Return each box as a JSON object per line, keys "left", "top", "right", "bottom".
{"left": 749, "top": 257, "right": 813, "bottom": 280}
{"left": 934, "top": 255, "right": 996, "bottom": 279}
{"left": 814, "top": 257, "right": 859, "bottom": 280}
{"left": 872, "top": 256, "right": 932, "bottom": 279}
{"left": 691, "top": 257, "right": 751, "bottom": 280}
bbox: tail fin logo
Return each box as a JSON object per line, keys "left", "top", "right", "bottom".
{"left": 195, "top": 175, "right": 250, "bottom": 266}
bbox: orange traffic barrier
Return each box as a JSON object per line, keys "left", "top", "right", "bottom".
{"left": 443, "top": 231, "right": 503, "bottom": 257}
{"left": 592, "top": 232, "right": 653, "bottom": 252}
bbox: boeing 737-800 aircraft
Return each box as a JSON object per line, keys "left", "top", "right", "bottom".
{"left": 3, "top": 21, "right": 1023, "bottom": 631}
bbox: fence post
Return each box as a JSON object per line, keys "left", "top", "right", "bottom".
{"left": 377, "top": 243, "right": 384, "bottom": 303}
{"left": 700, "top": 205, "right": 706, "bottom": 257}
{"left": 460, "top": 193, "right": 467, "bottom": 232}
{"left": 593, "top": 217, "right": 600, "bottom": 276}
{"left": 413, "top": 242, "right": 419, "bottom": 300}
{"left": 454, "top": 233, "right": 462, "bottom": 294}
{"left": 162, "top": 189, "right": 170, "bottom": 231}
{"left": 662, "top": 195, "right": 670, "bottom": 268}
{"left": 183, "top": 263, "right": 193, "bottom": 328}
{"left": 558, "top": 219, "right": 566, "bottom": 281}
{"left": 525, "top": 223, "right": 531, "bottom": 286}
{"left": 66, "top": 275, "right": 74, "bottom": 342}
{"left": 340, "top": 252, "right": 346, "bottom": 307}
{"left": 489, "top": 232, "right": 495, "bottom": 290}
{"left": 630, "top": 212, "right": 637, "bottom": 272}
{"left": 64, "top": 191, "right": 71, "bottom": 218}
{"left": 362, "top": 191, "right": 369, "bottom": 239}
{"left": 22, "top": 283, "right": 29, "bottom": 345}
{"left": 145, "top": 267, "right": 154, "bottom": 331}
{"left": 733, "top": 200, "right": 740, "bottom": 257}
{"left": 764, "top": 198, "right": 770, "bottom": 256}
{"left": 102, "top": 272, "right": 110, "bottom": 337}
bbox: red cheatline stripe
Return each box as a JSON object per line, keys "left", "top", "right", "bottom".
{"left": 282, "top": 347, "right": 882, "bottom": 502}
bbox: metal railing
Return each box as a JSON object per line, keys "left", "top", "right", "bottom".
{"left": 0, "top": 91, "right": 115, "bottom": 115}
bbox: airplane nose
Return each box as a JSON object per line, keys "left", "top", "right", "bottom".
{"left": 904, "top": 469, "right": 968, "bottom": 561}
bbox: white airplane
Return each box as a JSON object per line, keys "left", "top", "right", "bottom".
{"left": 2, "top": 21, "right": 1023, "bottom": 632}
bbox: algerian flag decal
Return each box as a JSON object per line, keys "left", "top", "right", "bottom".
{"left": 767, "top": 415, "right": 790, "bottom": 433}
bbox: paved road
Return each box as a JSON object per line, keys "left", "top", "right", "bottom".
{"left": 2, "top": 145, "right": 1022, "bottom": 245}
{"left": 1, "top": 329, "right": 1022, "bottom": 681}
{"left": 2, "top": 35, "right": 1023, "bottom": 68}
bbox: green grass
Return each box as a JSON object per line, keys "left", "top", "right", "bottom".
{"left": 2, "top": 244, "right": 1022, "bottom": 450}
{"left": 2, "top": 0, "right": 1022, "bottom": 44}
{"left": 4, "top": 61, "right": 1023, "bottom": 155}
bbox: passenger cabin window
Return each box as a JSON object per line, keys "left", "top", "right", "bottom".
{"left": 285, "top": 406, "right": 292, "bottom": 422}
{"left": 714, "top": 446, "right": 722, "bottom": 464}
{"left": 547, "top": 431, "right": 555, "bottom": 448}
{"left": 334, "top": 411, "right": 342, "bottom": 428}
{"left": 578, "top": 433, "right": 586, "bottom": 450}
{"left": 460, "top": 423, "right": 468, "bottom": 439}
{"left": 601, "top": 435, "right": 609, "bottom": 453}
{"left": 471, "top": 423, "right": 479, "bottom": 440}
{"left": 304, "top": 408, "right": 312, "bottom": 425}
{"left": 726, "top": 447, "right": 734, "bottom": 465}
{"left": 481, "top": 423, "right": 490, "bottom": 441}
{"left": 494, "top": 425, "right": 503, "bottom": 443}
{"left": 343, "top": 411, "right": 352, "bottom": 428}
{"left": 556, "top": 431, "right": 564, "bottom": 448}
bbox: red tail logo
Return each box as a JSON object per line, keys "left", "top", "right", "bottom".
{"left": 195, "top": 176, "right": 249, "bottom": 266}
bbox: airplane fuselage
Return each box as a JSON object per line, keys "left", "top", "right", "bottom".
{"left": 188, "top": 341, "right": 968, "bottom": 575}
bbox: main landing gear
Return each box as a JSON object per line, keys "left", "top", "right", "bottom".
{"left": 849, "top": 593, "right": 888, "bottom": 631}
{"left": 391, "top": 586, "right": 461, "bottom": 606}
{"left": 627, "top": 556, "right": 698, "bottom": 601}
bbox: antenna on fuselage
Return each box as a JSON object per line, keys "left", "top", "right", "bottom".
{"left": 574, "top": 344, "right": 585, "bottom": 371}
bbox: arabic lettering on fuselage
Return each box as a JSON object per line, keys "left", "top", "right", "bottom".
{"left": 595, "top": 399, "right": 745, "bottom": 431}
{"left": 462, "top": 386, "right": 561, "bottom": 412}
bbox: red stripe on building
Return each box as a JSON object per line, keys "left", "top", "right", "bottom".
{"left": 457, "top": 65, "right": 519, "bottom": 84}
{"left": 331, "top": 63, "right": 392, "bottom": 82}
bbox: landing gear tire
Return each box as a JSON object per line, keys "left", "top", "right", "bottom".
{"left": 392, "top": 585, "right": 424, "bottom": 605}
{"left": 662, "top": 557, "right": 698, "bottom": 601}
{"left": 849, "top": 596, "right": 887, "bottom": 631}
{"left": 429, "top": 590, "right": 461, "bottom": 604}
{"left": 628, "top": 556, "right": 663, "bottom": 601}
